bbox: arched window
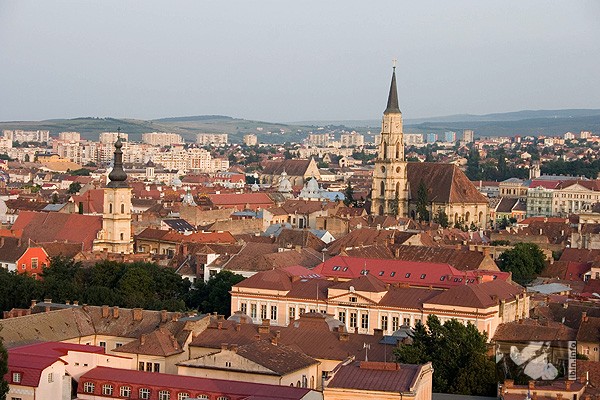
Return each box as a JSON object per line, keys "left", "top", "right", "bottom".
{"left": 379, "top": 205, "right": 384, "bottom": 216}
{"left": 478, "top": 211, "right": 484, "bottom": 223}
{"left": 382, "top": 141, "right": 387, "bottom": 159}
{"left": 396, "top": 182, "right": 400, "bottom": 198}
{"left": 121, "top": 203, "right": 125, "bottom": 213}
{"left": 465, "top": 212, "right": 470, "bottom": 222}
{"left": 109, "top": 203, "right": 113, "bottom": 214}
{"left": 396, "top": 142, "right": 401, "bottom": 159}
{"left": 120, "top": 233, "right": 124, "bottom": 241}
{"left": 380, "top": 181, "right": 385, "bottom": 197}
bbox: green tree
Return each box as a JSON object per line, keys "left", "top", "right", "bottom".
{"left": 67, "top": 182, "right": 82, "bottom": 194}
{"left": 395, "top": 315, "right": 496, "bottom": 396}
{"left": 498, "top": 242, "right": 546, "bottom": 284}
{"left": 433, "top": 208, "right": 449, "bottom": 228}
{"left": 415, "top": 181, "right": 430, "bottom": 222}
{"left": 70, "top": 168, "right": 91, "bottom": 176}
{"left": 186, "top": 271, "right": 245, "bottom": 316}
{"left": 343, "top": 182, "right": 355, "bottom": 207}
{"left": 465, "top": 146, "right": 482, "bottom": 180}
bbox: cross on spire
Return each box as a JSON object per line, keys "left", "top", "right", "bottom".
{"left": 392, "top": 58, "right": 397, "bottom": 71}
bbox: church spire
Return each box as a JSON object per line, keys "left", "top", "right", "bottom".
{"left": 384, "top": 64, "right": 401, "bottom": 115}
{"left": 107, "top": 128, "right": 128, "bottom": 188}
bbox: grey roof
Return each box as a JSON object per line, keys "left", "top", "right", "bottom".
{"left": 42, "top": 203, "right": 66, "bottom": 212}
{"left": 527, "top": 283, "right": 572, "bottom": 295}
{"left": 163, "top": 218, "right": 196, "bottom": 233}
{"left": 384, "top": 68, "right": 401, "bottom": 114}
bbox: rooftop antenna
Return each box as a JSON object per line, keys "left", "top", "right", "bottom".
{"left": 363, "top": 343, "right": 370, "bottom": 362}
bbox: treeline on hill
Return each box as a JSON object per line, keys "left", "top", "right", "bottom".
{"left": 0, "top": 257, "right": 244, "bottom": 316}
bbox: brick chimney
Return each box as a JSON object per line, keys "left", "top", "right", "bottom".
{"left": 221, "top": 343, "right": 229, "bottom": 350}
{"left": 30, "top": 300, "right": 37, "bottom": 308}
{"left": 230, "top": 344, "right": 238, "bottom": 353}
{"left": 235, "top": 324, "right": 241, "bottom": 332}
{"left": 161, "top": 309, "right": 168, "bottom": 323}
{"left": 101, "top": 305, "right": 110, "bottom": 318}
{"left": 528, "top": 381, "right": 535, "bottom": 390}
{"left": 271, "top": 337, "right": 278, "bottom": 346}
{"left": 258, "top": 319, "right": 270, "bottom": 334}
{"left": 582, "top": 311, "right": 588, "bottom": 322}
{"left": 217, "top": 321, "right": 223, "bottom": 330}
{"left": 133, "top": 308, "right": 143, "bottom": 321}
{"left": 565, "top": 380, "right": 572, "bottom": 390}
{"left": 113, "top": 306, "right": 119, "bottom": 319}
{"left": 140, "top": 334, "right": 146, "bottom": 345}
{"left": 504, "top": 379, "right": 514, "bottom": 389}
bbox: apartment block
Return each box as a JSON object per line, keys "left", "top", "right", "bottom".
{"left": 196, "top": 133, "right": 228, "bottom": 145}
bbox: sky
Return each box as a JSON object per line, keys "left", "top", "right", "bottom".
{"left": 1, "top": 1, "right": 599, "bottom": 122}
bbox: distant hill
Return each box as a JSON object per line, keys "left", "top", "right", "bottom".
{"left": 1, "top": 109, "right": 599, "bottom": 142}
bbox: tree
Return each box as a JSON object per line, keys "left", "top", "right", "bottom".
{"left": 0, "top": 333, "right": 8, "bottom": 400}
{"left": 395, "top": 315, "right": 496, "bottom": 396}
{"left": 343, "top": 182, "right": 355, "bottom": 207}
{"left": 70, "top": 168, "right": 91, "bottom": 176}
{"left": 415, "top": 181, "right": 430, "bottom": 222}
{"left": 498, "top": 242, "right": 546, "bottom": 284}
{"left": 433, "top": 208, "right": 449, "bottom": 228}
{"left": 465, "top": 146, "right": 482, "bottom": 180}
{"left": 186, "top": 271, "right": 245, "bottom": 316}
{"left": 67, "top": 182, "right": 82, "bottom": 194}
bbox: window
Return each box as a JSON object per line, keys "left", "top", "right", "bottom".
{"left": 381, "top": 315, "right": 388, "bottom": 331}
{"left": 260, "top": 305, "right": 267, "bottom": 319}
{"left": 403, "top": 317, "right": 410, "bottom": 326}
{"left": 102, "top": 384, "right": 113, "bottom": 395}
{"left": 154, "top": 363, "right": 160, "bottom": 373}
{"left": 159, "top": 390, "right": 171, "bottom": 400}
{"left": 361, "top": 313, "right": 369, "bottom": 329}
{"left": 405, "top": 273, "right": 411, "bottom": 278}
{"left": 47, "top": 372, "right": 53, "bottom": 383}
{"left": 338, "top": 311, "right": 346, "bottom": 324}
{"left": 299, "top": 307, "right": 306, "bottom": 316}
{"left": 116, "top": 342, "right": 123, "bottom": 348}
{"left": 349, "top": 296, "right": 357, "bottom": 303}
{"left": 120, "top": 386, "right": 132, "bottom": 397}
{"left": 146, "top": 362, "right": 152, "bottom": 372}
{"left": 83, "top": 382, "right": 95, "bottom": 393}
{"left": 440, "top": 276, "right": 446, "bottom": 281}
{"left": 99, "top": 341, "right": 106, "bottom": 349}
{"left": 289, "top": 307, "right": 296, "bottom": 321}
{"left": 31, "top": 258, "right": 38, "bottom": 269}
{"left": 178, "top": 393, "right": 190, "bottom": 400}
{"left": 139, "top": 388, "right": 150, "bottom": 399}
{"left": 217, "top": 397, "right": 229, "bottom": 400}
{"left": 420, "top": 274, "right": 426, "bottom": 279}
{"left": 121, "top": 203, "right": 125, "bottom": 213}
{"left": 12, "top": 372, "right": 21, "bottom": 383}
{"left": 349, "top": 312, "right": 357, "bottom": 328}
{"left": 196, "top": 396, "right": 209, "bottom": 400}
{"left": 392, "top": 316, "right": 399, "bottom": 331}
{"left": 225, "top": 361, "right": 232, "bottom": 367}
{"left": 271, "top": 305, "right": 277, "bottom": 320}
{"left": 138, "top": 361, "right": 145, "bottom": 371}
{"left": 240, "top": 303, "right": 247, "bottom": 314}
{"left": 390, "top": 271, "right": 396, "bottom": 277}
{"left": 250, "top": 304, "right": 257, "bottom": 318}
{"left": 109, "top": 203, "right": 113, "bottom": 213}
{"left": 378, "top": 271, "right": 384, "bottom": 276}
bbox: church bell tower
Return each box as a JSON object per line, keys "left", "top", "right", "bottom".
{"left": 371, "top": 65, "right": 408, "bottom": 216}
{"left": 94, "top": 132, "right": 133, "bottom": 254}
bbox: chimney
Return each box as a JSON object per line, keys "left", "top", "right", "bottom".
{"left": 161, "top": 309, "right": 168, "bottom": 323}
{"left": 258, "top": 319, "right": 270, "bottom": 334}
{"left": 217, "top": 321, "right": 223, "bottom": 330}
{"left": 73, "top": 301, "right": 79, "bottom": 306}
{"left": 171, "top": 312, "right": 180, "bottom": 322}
{"left": 271, "top": 337, "right": 278, "bottom": 346}
{"left": 133, "top": 308, "right": 143, "bottom": 321}
{"left": 30, "top": 300, "right": 37, "bottom": 308}
{"left": 235, "top": 324, "right": 241, "bottom": 332}
{"left": 565, "top": 380, "right": 572, "bottom": 390}
{"left": 65, "top": 300, "right": 70, "bottom": 305}
{"left": 220, "top": 343, "right": 229, "bottom": 350}
{"left": 230, "top": 344, "right": 238, "bottom": 353}
{"left": 504, "top": 379, "right": 513, "bottom": 388}
{"left": 44, "top": 298, "right": 52, "bottom": 304}
{"left": 373, "top": 328, "right": 384, "bottom": 336}
{"left": 582, "top": 311, "right": 588, "bottom": 322}
{"left": 101, "top": 305, "right": 110, "bottom": 318}
{"left": 113, "top": 306, "right": 119, "bottom": 319}
{"left": 276, "top": 330, "right": 281, "bottom": 338}
{"left": 140, "top": 334, "right": 146, "bottom": 345}
{"left": 528, "top": 381, "right": 535, "bottom": 390}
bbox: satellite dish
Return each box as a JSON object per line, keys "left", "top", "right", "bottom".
{"left": 349, "top": 286, "right": 355, "bottom": 293}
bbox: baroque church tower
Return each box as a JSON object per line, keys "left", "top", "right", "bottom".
{"left": 93, "top": 134, "right": 133, "bottom": 253}
{"left": 371, "top": 66, "right": 408, "bottom": 216}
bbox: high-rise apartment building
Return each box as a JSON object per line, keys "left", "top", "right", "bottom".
{"left": 58, "top": 131, "right": 81, "bottom": 142}
{"left": 243, "top": 134, "right": 258, "bottom": 146}
{"left": 462, "top": 129, "right": 474, "bottom": 143}
{"left": 196, "top": 133, "right": 228, "bottom": 145}
{"left": 142, "top": 132, "right": 183, "bottom": 147}
{"left": 3, "top": 130, "right": 50, "bottom": 143}
{"left": 99, "top": 132, "right": 129, "bottom": 144}
{"left": 340, "top": 132, "right": 364, "bottom": 147}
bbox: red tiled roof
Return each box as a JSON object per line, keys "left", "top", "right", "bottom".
{"left": 135, "top": 228, "right": 236, "bottom": 244}
{"left": 70, "top": 189, "right": 104, "bottom": 214}
{"left": 424, "top": 280, "right": 524, "bottom": 309}
{"left": 493, "top": 319, "right": 576, "bottom": 342}
{"left": 78, "top": 366, "right": 313, "bottom": 399}
{"left": 11, "top": 211, "right": 102, "bottom": 251}
{"left": 210, "top": 193, "right": 274, "bottom": 208}
{"left": 262, "top": 159, "right": 313, "bottom": 176}
{"left": 327, "top": 361, "right": 425, "bottom": 393}
{"left": 313, "top": 255, "right": 508, "bottom": 289}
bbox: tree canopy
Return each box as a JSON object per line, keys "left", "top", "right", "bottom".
{"left": 498, "top": 242, "right": 546, "bottom": 284}
{"left": 394, "top": 315, "right": 497, "bottom": 396}
{"left": 0, "top": 334, "right": 8, "bottom": 400}
{"left": 185, "top": 271, "right": 245, "bottom": 316}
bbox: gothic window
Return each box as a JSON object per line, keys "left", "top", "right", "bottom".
{"left": 382, "top": 141, "right": 387, "bottom": 159}
{"left": 120, "top": 233, "right": 124, "bottom": 240}
{"left": 396, "top": 182, "right": 400, "bottom": 198}
{"left": 380, "top": 181, "right": 385, "bottom": 197}
{"left": 109, "top": 203, "right": 113, "bottom": 213}
{"left": 396, "top": 142, "right": 401, "bottom": 159}
{"left": 121, "top": 203, "right": 125, "bottom": 213}
{"left": 379, "top": 205, "right": 384, "bottom": 216}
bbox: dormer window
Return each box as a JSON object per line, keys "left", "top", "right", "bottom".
{"left": 349, "top": 296, "right": 357, "bottom": 303}
{"left": 405, "top": 273, "right": 411, "bottom": 278}
{"left": 13, "top": 372, "right": 22, "bottom": 383}
{"left": 420, "top": 274, "right": 426, "bottom": 279}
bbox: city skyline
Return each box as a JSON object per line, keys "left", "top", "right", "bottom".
{"left": 1, "top": 1, "right": 599, "bottom": 122}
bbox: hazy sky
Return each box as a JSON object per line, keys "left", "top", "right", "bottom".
{"left": 1, "top": 1, "right": 599, "bottom": 122}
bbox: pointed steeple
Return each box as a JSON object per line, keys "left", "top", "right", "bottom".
{"left": 384, "top": 66, "right": 401, "bottom": 115}
{"left": 107, "top": 129, "right": 128, "bottom": 188}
